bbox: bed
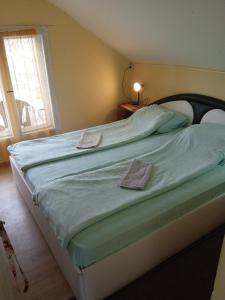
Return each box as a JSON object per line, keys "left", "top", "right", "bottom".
{"left": 9, "top": 93, "right": 225, "bottom": 300}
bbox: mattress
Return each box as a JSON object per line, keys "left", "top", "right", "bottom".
{"left": 21, "top": 126, "right": 225, "bottom": 268}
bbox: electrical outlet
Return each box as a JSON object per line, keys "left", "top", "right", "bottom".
{"left": 128, "top": 62, "right": 134, "bottom": 70}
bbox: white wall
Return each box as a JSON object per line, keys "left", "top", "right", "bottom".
{"left": 49, "top": 0, "right": 225, "bottom": 71}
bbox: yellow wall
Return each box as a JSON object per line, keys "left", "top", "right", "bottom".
{"left": 1, "top": 0, "right": 224, "bottom": 133}
{"left": 129, "top": 64, "right": 225, "bottom": 105}
{"left": 0, "top": 0, "right": 128, "bottom": 132}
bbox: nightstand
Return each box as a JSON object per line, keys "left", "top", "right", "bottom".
{"left": 118, "top": 103, "right": 142, "bottom": 120}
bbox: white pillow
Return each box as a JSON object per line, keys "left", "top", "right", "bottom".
{"left": 160, "top": 100, "right": 193, "bottom": 125}
{"left": 201, "top": 109, "right": 225, "bottom": 125}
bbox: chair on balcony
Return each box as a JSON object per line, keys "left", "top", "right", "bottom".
{"left": 0, "top": 99, "right": 32, "bottom": 131}
{"left": 16, "top": 99, "right": 32, "bottom": 127}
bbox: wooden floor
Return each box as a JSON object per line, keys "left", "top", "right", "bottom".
{"left": 0, "top": 165, "right": 74, "bottom": 300}
{"left": 0, "top": 165, "right": 224, "bottom": 300}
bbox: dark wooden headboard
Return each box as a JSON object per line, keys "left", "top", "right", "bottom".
{"left": 154, "top": 93, "right": 225, "bottom": 124}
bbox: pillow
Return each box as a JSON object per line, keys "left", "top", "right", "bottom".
{"left": 130, "top": 104, "right": 188, "bottom": 134}
{"left": 157, "top": 110, "right": 189, "bottom": 133}
{"left": 200, "top": 109, "right": 225, "bottom": 125}
{"left": 160, "top": 100, "right": 194, "bottom": 125}
{"left": 130, "top": 105, "right": 173, "bottom": 128}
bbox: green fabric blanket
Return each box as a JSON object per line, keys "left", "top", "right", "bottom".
{"left": 8, "top": 105, "right": 187, "bottom": 171}
{"left": 33, "top": 123, "right": 225, "bottom": 249}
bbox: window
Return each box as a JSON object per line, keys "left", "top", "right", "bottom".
{"left": 0, "top": 29, "right": 54, "bottom": 140}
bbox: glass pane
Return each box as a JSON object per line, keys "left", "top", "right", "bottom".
{"left": 3, "top": 33, "right": 53, "bottom": 133}
{"left": 0, "top": 83, "right": 12, "bottom": 139}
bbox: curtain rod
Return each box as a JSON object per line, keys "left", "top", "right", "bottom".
{"left": 0, "top": 25, "right": 54, "bottom": 33}
{"left": 0, "top": 25, "right": 54, "bottom": 30}
{"left": 0, "top": 24, "right": 54, "bottom": 27}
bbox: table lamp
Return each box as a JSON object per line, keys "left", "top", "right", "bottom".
{"left": 133, "top": 82, "right": 143, "bottom": 105}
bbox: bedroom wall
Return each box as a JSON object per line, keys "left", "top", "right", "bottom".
{"left": 0, "top": 0, "right": 128, "bottom": 132}
{"left": 129, "top": 64, "right": 225, "bottom": 105}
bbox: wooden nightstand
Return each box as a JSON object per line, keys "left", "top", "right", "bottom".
{"left": 118, "top": 103, "right": 142, "bottom": 120}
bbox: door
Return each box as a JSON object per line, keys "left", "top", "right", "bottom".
{"left": 0, "top": 29, "right": 54, "bottom": 140}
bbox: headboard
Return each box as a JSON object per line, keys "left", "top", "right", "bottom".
{"left": 154, "top": 93, "right": 225, "bottom": 124}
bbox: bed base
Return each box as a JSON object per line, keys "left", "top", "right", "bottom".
{"left": 10, "top": 156, "right": 225, "bottom": 300}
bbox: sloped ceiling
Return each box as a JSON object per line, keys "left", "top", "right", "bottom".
{"left": 48, "top": 0, "right": 225, "bottom": 71}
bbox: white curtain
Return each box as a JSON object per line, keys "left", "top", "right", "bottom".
{"left": 0, "top": 29, "right": 54, "bottom": 163}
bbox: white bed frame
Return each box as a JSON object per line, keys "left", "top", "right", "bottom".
{"left": 10, "top": 156, "right": 225, "bottom": 300}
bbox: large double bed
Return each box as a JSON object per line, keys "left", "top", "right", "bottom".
{"left": 9, "top": 93, "right": 225, "bottom": 299}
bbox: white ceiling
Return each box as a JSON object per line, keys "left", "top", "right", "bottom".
{"left": 48, "top": 0, "right": 225, "bottom": 71}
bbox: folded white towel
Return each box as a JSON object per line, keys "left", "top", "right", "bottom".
{"left": 77, "top": 132, "right": 102, "bottom": 149}
{"left": 119, "top": 159, "right": 153, "bottom": 190}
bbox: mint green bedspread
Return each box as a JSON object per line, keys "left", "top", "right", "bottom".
{"left": 8, "top": 105, "right": 185, "bottom": 171}
{"left": 25, "top": 129, "right": 182, "bottom": 191}
{"left": 69, "top": 165, "right": 225, "bottom": 268}
{"left": 33, "top": 123, "right": 225, "bottom": 268}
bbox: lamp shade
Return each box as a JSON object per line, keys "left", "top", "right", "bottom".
{"left": 133, "top": 82, "right": 142, "bottom": 92}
